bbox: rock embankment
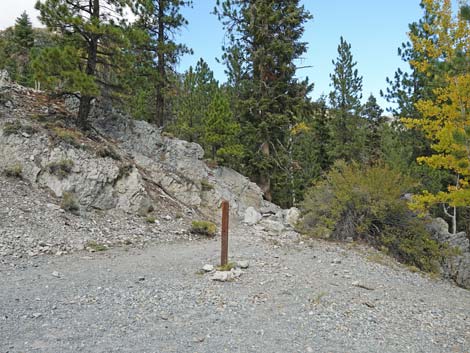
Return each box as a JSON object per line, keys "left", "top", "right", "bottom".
{"left": 0, "top": 75, "right": 276, "bottom": 224}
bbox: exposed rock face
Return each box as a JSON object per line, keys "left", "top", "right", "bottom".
{"left": 428, "top": 217, "right": 470, "bottom": 289}
{"left": 0, "top": 128, "right": 150, "bottom": 213}
{"left": 92, "top": 112, "right": 268, "bottom": 220}
{"left": 0, "top": 86, "right": 272, "bottom": 221}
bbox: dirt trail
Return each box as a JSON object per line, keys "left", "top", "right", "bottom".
{"left": 1, "top": 228, "right": 470, "bottom": 353}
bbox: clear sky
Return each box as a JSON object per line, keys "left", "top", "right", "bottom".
{"left": 0, "top": 0, "right": 424, "bottom": 110}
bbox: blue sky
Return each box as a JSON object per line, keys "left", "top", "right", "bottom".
{"left": 1, "top": 0, "right": 424, "bottom": 110}
{"left": 178, "top": 1, "right": 423, "bottom": 111}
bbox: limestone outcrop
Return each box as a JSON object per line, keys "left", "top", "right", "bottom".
{"left": 0, "top": 80, "right": 272, "bottom": 222}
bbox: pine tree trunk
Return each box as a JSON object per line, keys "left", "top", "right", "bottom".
{"left": 260, "top": 141, "right": 272, "bottom": 201}
{"left": 77, "top": 0, "right": 99, "bottom": 129}
{"left": 78, "top": 95, "right": 93, "bottom": 129}
{"left": 155, "top": 0, "right": 165, "bottom": 127}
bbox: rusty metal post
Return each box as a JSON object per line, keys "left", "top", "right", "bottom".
{"left": 221, "top": 200, "right": 229, "bottom": 266}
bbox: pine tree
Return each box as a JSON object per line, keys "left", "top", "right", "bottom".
{"left": 35, "top": 0, "right": 132, "bottom": 128}
{"left": 0, "top": 12, "right": 35, "bottom": 86}
{"left": 134, "top": 0, "right": 192, "bottom": 127}
{"left": 328, "top": 36, "right": 366, "bottom": 162}
{"left": 361, "top": 94, "right": 384, "bottom": 163}
{"left": 216, "top": 0, "right": 313, "bottom": 203}
{"left": 203, "top": 89, "right": 243, "bottom": 166}
{"left": 14, "top": 12, "right": 34, "bottom": 50}
{"left": 381, "top": 1, "right": 439, "bottom": 166}
{"left": 171, "top": 58, "right": 218, "bottom": 143}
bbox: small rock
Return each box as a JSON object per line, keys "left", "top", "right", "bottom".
{"left": 192, "top": 335, "right": 205, "bottom": 343}
{"left": 260, "top": 219, "right": 285, "bottom": 235}
{"left": 332, "top": 258, "right": 341, "bottom": 264}
{"left": 211, "top": 271, "right": 231, "bottom": 282}
{"left": 51, "top": 271, "right": 60, "bottom": 278}
{"left": 32, "top": 313, "right": 42, "bottom": 319}
{"left": 352, "top": 281, "right": 375, "bottom": 291}
{"left": 237, "top": 260, "right": 249, "bottom": 269}
{"left": 202, "top": 264, "right": 214, "bottom": 272}
{"left": 163, "top": 215, "right": 172, "bottom": 221}
{"left": 230, "top": 268, "right": 243, "bottom": 279}
{"left": 138, "top": 276, "right": 145, "bottom": 281}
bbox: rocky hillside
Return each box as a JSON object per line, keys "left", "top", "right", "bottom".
{"left": 0, "top": 74, "right": 300, "bottom": 257}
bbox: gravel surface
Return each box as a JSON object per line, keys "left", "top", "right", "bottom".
{"left": 1, "top": 176, "right": 470, "bottom": 353}
{"left": 2, "top": 227, "right": 470, "bottom": 353}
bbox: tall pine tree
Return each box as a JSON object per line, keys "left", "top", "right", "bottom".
{"left": 35, "top": 0, "right": 132, "bottom": 128}
{"left": 216, "top": 0, "right": 313, "bottom": 203}
{"left": 361, "top": 94, "right": 384, "bottom": 163}
{"left": 0, "top": 12, "right": 35, "bottom": 86}
{"left": 328, "top": 36, "right": 366, "bottom": 163}
{"left": 133, "top": 0, "right": 192, "bottom": 127}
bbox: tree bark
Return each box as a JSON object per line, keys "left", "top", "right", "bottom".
{"left": 78, "top": 95, "right": 93, "bottom": 129}
{"left": 259, "top": 141, "right": 272, "bottom": 201}
{"left": 155, "top": 0, "right": 166, "bottom": 127}
{"left": 77, "top": 0, "right": 99, "bottom": 129}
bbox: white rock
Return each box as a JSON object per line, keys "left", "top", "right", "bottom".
{"left": 51, "top": 271, "right": 60, "bottom": 278}
{"left": 237, "top": 260, "right": 249, "bottom": 269}
{"left": 260, "top": 219, "right": 285, "bottom": 235}
{"left": 286, "top": 207, "right": 300, "bottom": 227}
{"left": 202, "top": 264, "right": 214, "bottom": 272}
{"left": 243, "top": 206, "right": 262, "bottom": 225}
{"left": 230, "top": 268, "right": 243, "bottom": 278}
{"left": 211, "top": 271, "right": 231, "bottom": 282}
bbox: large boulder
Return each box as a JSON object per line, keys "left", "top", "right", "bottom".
{"left": 286, "top": 207, "right": 300, "bottom": 228}
{"left": 428, "top": 217, "right": 470, "bottom": 289}
{"left": 243, "top": 206, "right": 262, "bottom": 225}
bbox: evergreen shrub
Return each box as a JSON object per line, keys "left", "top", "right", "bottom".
{"left": 191, "top": 220, "right": 216, "bottom": 237}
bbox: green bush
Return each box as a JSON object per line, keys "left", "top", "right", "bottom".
{"left": 60, "top": 191, "right": 79, "bottom": 214}
{"left": 3, "top": 121, "right": 22, "bottom": 135}
{"left": 52, "top": 127, "right": 82, "bottom": 148}
{"left": 146, "top": 215, "right": 156, "bottom": 223}
{"left": 3, "top": 164, "right": 22, "bottom": 178}
{"left": 2, "top": 121, "right": 37, "bottom": 136}
{"left": 299, "top": 161, "right": 449, "bottom": 273}
{"left": 96, "top": 145, "right": 121, "bottom": 161}
{"left": 85, "top": 240, "right": 107, "bottom": 252}
{"left": 200, "top": 179, "right": 214, "bottom": 191}
{"left": 48, "top": 159, "right": 74, "bottom": 179}
{"left": 191, "top": 220, "right": 217, "bottom": 236}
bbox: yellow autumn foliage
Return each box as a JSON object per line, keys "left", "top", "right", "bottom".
{"left": 403, "top": 0, "right": 470, "bottom": 211}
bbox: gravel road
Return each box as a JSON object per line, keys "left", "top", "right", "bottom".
{"left": 2, "top": 226, "right": 470, "bottom": 353}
